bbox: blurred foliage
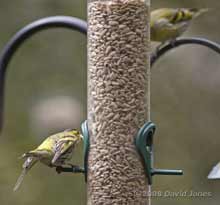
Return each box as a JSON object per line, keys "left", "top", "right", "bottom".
{"left": 0, "top": 0, "right": 219, "bottom": 205}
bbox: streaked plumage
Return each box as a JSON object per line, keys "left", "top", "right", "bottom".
{"left": 14, "top": 129, "right": 83, "bottom": 191}
{"left": 151, "top": 8, "right": 209, "bottom": 43}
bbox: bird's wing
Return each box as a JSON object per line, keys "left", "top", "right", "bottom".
{"left": 22, "top": 149, "right": 53, "bottom": 159}
{"left": 152, "top": 16, "right": 189, "bottom": 42}
{"left": 153, "top": 18, "right": 173, "bottom": 30}
{"left": 152, "top": 8, "right": 193, "bottom": 26}
{"left": 51, "top": 136, "right": 78, "bottom": 165}
{"left": 36, "top": 135, "right": 58, "bottom": 151}
{"left": 151, "top": 8, "right": 177, "bottom": 25}
{"left": 208, "top": 162, "right": 220, "bottom": 179}
{"left": 169, "top": 9, "right": 189, "bottom": 24}
{"left": 13, "top": 157, "right": 38, "bottom": 191}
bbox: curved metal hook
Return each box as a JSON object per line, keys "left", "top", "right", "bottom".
{"left": 151, "top": 37, "right": 220, "bottom": 67}
{"left": 0, "top": 16, "right": 87, "bottom": 131}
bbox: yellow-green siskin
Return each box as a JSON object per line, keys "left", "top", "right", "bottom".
{"left": 151, "top": 8, "right": 209, "bottom": 43}
{"left": 13, "top": 129, "right": 83, "bottom": 191}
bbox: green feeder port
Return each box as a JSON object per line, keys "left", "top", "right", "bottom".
{"left": 135, "top": 122, "right": 183, "bottom": 185}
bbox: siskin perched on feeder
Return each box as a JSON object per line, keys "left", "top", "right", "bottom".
{"left": 151, "top": 8, "right": 209, "bottom": 43}
{"left": 13, "top": 129, "right": 83, "bottom": 191}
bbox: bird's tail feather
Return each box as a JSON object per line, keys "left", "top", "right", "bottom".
{"left": 13, "top": 169, "right": 27, "bottom": 191}
{"left": 14, "top": 157, "right": 38, "bottom": 191}
{"left": 190, "top": 8, "right": 210, "bottom": 17}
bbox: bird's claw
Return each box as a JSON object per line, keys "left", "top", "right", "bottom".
{"left": 56, "top": 166, "right": 63, "bottom": 174}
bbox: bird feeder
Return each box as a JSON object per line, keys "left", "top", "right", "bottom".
{"left": 87, "top": 0, "right": 151, "bottom": 204}
{"left": 0, "top": 4, "right": 220, "bottom": 205}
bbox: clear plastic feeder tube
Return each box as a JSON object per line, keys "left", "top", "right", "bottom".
{"left": 87, "top": 0, "right": 150, "bottom": 204}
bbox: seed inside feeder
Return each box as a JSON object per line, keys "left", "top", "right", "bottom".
{"left": 88, "top": 0, "right": 150, "bottom": 204}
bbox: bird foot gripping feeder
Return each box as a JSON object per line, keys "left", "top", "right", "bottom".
{"left": 135, "top": 121, "right": 183, "bottom": 185}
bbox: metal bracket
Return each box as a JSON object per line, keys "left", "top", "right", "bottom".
{"left": 135, "top": 122, "right": 183, "bottom": 185}
{"left": 55, "top": 165, "right": 84, "bottom": 174}
{"left": 81, "top": 120, "right": 90, "bottom": 182}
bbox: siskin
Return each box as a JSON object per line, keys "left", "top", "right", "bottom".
{"left": 13, "top": 129, "right": 83, "bottom": 191}
{"left": 151, "top": 8, "right": 209, "bottom": 43}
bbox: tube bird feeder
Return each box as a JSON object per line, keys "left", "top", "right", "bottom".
{"left": 87, "top": 0, "right": 151, "bottom": 204}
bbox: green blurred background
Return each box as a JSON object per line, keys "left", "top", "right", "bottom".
{"left": 0, "top": 0, "right": 219, "bottom": 204}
